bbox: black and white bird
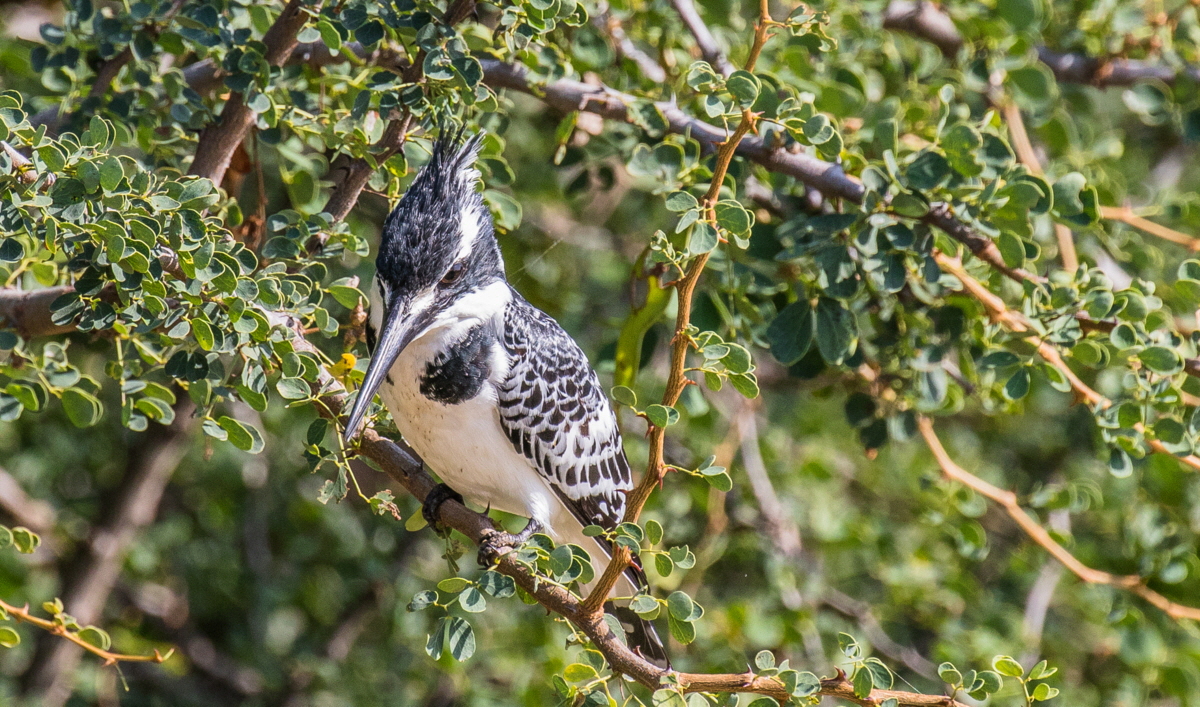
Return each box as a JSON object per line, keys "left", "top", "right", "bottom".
{"left": 343, "top": 132, "right": 666, "bottom": 663}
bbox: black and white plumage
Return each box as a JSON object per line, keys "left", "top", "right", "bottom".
{"left": 344, "top": 133, "right": 666, "bottom": 663}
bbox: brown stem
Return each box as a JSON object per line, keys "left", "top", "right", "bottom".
{"left": 1100, "top": 205, "right": 1200, "bottom": 250}
{"left": 936, "top": 253, "right": 1200, "bottom": 474}
{"left": 188, "top": 0, "right": 316, "bottom": 182}
{"left": 0, "top": 599, "right": 173, "bottom": 665}
{"left": 1000, "top": 102, "right": 1078, "bottom": 271}
{"left": 918, "top": 416, "right": 1200, "bottom": 621}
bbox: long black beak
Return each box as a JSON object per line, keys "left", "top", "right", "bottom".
{"left": 343, "top": 298, "right": 433, "bottom": 442}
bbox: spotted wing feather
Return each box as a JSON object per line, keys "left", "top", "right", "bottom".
{"left": 496, "top": 296, "right": 632, "bottom": 530}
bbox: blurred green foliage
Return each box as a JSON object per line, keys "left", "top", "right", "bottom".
{"left": 1, "top": 0, "right": 1200, "bottom": 704}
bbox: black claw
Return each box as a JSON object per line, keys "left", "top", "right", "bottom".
{"left": 477, "top": 517, "right": 543, "bottom": 567}
{"left": 422, "top": 483, "right": 464, "bottom": 531}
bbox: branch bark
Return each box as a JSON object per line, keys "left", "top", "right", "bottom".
{"left": 883, "top": 0, "right": 1200, "bottom": 87}
{"left": 188, "top": 0, "right": 315, "bottom": 182}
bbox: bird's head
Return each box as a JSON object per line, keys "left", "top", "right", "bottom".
{"left": 343, "top": 132, "right": 504, "bottom": 441}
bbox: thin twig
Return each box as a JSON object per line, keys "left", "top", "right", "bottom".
{"left": 917, "top": 416, "right": 1200, "bottom": 622}
{"left": 935, "top": 252, "right": 1200, "bottom": 474}
{"left": 1000, "top": 102, "right": 1078, "bottom": 271}
{"left": 2, "top": 596, "right": 173, "bottom": 667}
{"left": 669, "top": 0, "right": 733, "bottom": 76}
{"left": 1100, "top": 205, "right": 1200, "bottom": 250}
{"left": 587, "top": 0, "right": 777, "bottom": 613}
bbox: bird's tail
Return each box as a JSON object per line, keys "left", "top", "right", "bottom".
{"left": 605, "top": 563, "right": 669, "bottom": 667}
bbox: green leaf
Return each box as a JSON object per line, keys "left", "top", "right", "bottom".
{"left": 0, "top": 626, "right": 19, "bottom": 648}
{"left": 458, "top": 587, "right": 487, "bottom": 613}
{"left": 1109, "top": 448, "right": 1133, "bottom": 478}
{"left": 766, "top": 298, "right": 814, "bottom": 365}
{"left": 645, "top": 519, "right": 663, "bottom": 545}
{"left": 61, "top": 388, "right": 103, "bottom": 428}
{"left": 815, "top": 297, "right": 857, "bottom": 365}
{"left": 996, "top": 232, "right": 1025, "bottom": 269}
{"left": 665, "top": 191, "right": 698, "bottom": 212}
{"left": 564, "top": 663, "right": 599, "bottom": 682}
{"left": 975, "top": 670, "right": 1002, "bottom": 694}
{"left": 667, "top": 591, "right": 702, "bottom": 621}
{"left": 937, "top": 662, "right": 962, "bottom": 685}
{"left": 992, "top": 655, "right": 1024, "bottom": 677}
{"left": 437, "top": 577, "right": 470, "bottom": 593}
{"left": 77, "top": 626, "right": 112, "bottom": 650}
{"left": 1032, "top": 683, "right": 1059, "bottom": 701}
{"left": 687, "top": 221, "right": 719, "bottom": 255}
{"left": 276, "top": 377, "right": 310, "bottom": 400}
{"left": 407, "top": 590, "right": 437, "bottom": 611}
{"left": 754, "top": 650, "right": 775, "bottom": 671}
{"left": 1139, "top": 346, "right": 1183, "bottom": 375}
{"left": 11, "top": 527, "right": 40, "bottom": 554}
{"left": 217, "top": 416, "right": 265, "bottom": 453}
{"left": 445, "top": 616, "right": 475, "bottom": 661}
{"left": 630, "top": 594, "right": 660, "bottom": 617}
{"left": 611, "top": 386, "right": 637, "bottom": 407}
{"left": 1003, "top": 368, "right": 1030, "bottom": 400}
{"left": 906, "top": 150, "right": 951, "bottom": 190}
{"left": 853, "top": 666, "right": 874, "bottom": 699}
{"left": 425, "top": 617, "right": 447, "bottom": 658}
{"left": 715, "top": 200, "right": 753, "bottom": 235}
{"left": 1029, "top": 660, "right": 1058, "bottom": 680}
{"left": 725, "top": 70, "right": 760, "bottom": 106}
{"left": 864, "top": 657, "right": 893, "bottom": 689}
{"left": 667, "top": 614, "right": 696, "bottom": 644}
{"left": 655, "top": 552, "right": 674, "bottom": 577}
{"left": 190, "top": 318, "right": 214, "bottom": 351}
{"left": 728, "top": 373, "right": 759, "bottom": 399}
{"left": 644, "top": 404, "right": 680, "bottom": 427}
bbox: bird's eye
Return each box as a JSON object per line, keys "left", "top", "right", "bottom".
{"left": 441, "top": 262, "right": 466, "bottom": 284}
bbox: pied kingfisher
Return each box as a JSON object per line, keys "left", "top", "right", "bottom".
{"left": 344, "top": 132, "right": 667, "bottom": 663}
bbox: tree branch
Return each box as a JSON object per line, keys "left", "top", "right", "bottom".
{"left": 0, "top": 598, "right": 172, "bottom": 665}
{"left": 1100, "top": 205, "right": 1200, "bottom": 250}
{"left": 883, "top": 0, "right": 1200, "bottom": 87}
{"left": 917, "top": 415, "right": 1200, "bottom": 622}
{"left": 188, "top": 0, "right": 316, "bottom": 182}
{"left": 668, "top": 0, "right": 733, "bottom": 77}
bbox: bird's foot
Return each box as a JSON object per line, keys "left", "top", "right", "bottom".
{"left": 477, "top": 518, "right": 543, "bottom": 567}
{"left": 422, "top": 483, "right": 464, "bottom": 534}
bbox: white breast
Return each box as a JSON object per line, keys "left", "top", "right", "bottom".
{"left": 373, "top": 281, "right": 562, "bottom": 533}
